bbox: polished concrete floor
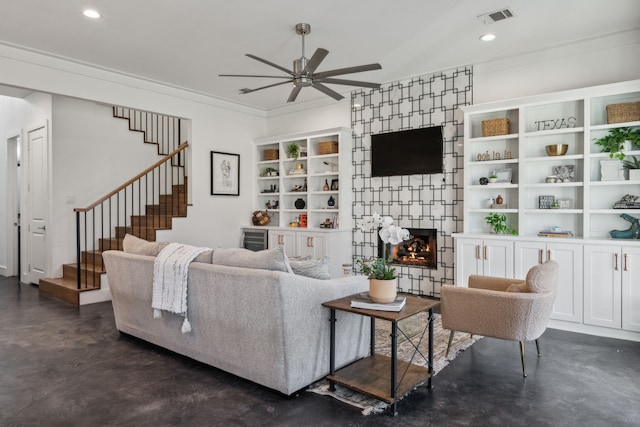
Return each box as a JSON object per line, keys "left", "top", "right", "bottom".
{"left": 1, "top": 276, "right": 638, "bottom": 426}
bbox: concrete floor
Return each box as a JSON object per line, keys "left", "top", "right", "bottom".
{"left": 1, "top": 276, "right": 638, "bottom": 426}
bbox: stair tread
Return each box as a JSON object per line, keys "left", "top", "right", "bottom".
{"left": 39, "top": 277, "right": 100, "bottom": 292}
{"left": 64, "top": 262, "right": 106, "bottom": 274}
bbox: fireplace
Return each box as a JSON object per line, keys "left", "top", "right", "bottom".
{"left": 378, "top": 228, "right": 437, "bottom": 269}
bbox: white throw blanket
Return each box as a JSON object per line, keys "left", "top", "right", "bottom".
{"left": 152, "top": 243, "right": 210, "bottom": 333}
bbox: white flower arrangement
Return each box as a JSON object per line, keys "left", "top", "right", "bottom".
{"left": 356, "top": 213, "right": 411, "bottom": 280}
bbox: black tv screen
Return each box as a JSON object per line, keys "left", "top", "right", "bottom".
{"left": 371, "top": 126, "right": 443, "bottom": 177}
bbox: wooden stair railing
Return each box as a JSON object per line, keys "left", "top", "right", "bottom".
{"left": 73, "top": 142, "right": 189, "bottom": 290}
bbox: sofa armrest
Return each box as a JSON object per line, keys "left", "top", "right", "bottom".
{"left": 468, "top": 275, "right": 524, "bottom": 292}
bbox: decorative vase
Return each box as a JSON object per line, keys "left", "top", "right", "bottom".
{"left": 369, "top": 278, "right": 397, "bottom": 303}
{"left": 327, "top": 195, "right": 335, "bottom": 207}
{"left": 294, "top": 198, "right": 305, "bottom": 209}
{"left": 323, "top": 179, "right": 330, "bottom": 191}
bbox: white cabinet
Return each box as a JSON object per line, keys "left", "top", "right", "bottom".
{"left": 297, "top": 232, "right": 328, "bottom": 259}
{"left": 514, "top": 240, "right": 583, "bottom": 323}
{"left": 268, "top": 230, "right": 297, "bottom": 257}
{"left": 584, "top": 245, "right": 640, "bottom": 332}
{"left": 455, "top": 237, "right": 513, "bottom": 286}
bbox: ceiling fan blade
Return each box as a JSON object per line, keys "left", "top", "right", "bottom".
{"left": 219, "top": 74, "right": 292, "bottom": 79}
{"left": 246, "top": 54, "right": 294, "bottom": 76}
{"left": 239, "top": 80, "right": 292, "bottom": 94}
{"left": 303, "top": 48, "right": 329, "bottom": 74}
{"left": 287, "top": 86, "right": 302, "bottom": 103}
{"left": 312, "top": 82, "right": 344, "bottom": 101}
{"left": 316, "top": 78, "right": 381, "bottom": 89}
{"left": 314, "top": 63, "right": 382, "bottom": 79}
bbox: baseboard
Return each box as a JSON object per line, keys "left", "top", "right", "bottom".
{"left": 548, "top": 319, "right": 640, "bottom": 342}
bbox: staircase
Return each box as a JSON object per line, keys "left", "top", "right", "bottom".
{"left": 39, "top": 108, "right": 189, "bottom": 306}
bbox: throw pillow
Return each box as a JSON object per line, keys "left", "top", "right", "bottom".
{"left": 526, "top": 260, "right": 559, "bottom": 293}
{"left": 506, "top": 282, "right": 529, "bottom": 293}
{"left": 192, "top": 250, "right": 213, "bottom": 264}
{"left": 122, "top": 234, "right": 168, "bottom": 256}
{"left": 211, "top": 247, "right": 293, "bottom": 273}
{"left": 289, "top": 256, "right": 331, "bottom": 280}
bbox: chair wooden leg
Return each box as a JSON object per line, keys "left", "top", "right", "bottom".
{"left": 535, "top": 339, "right": 541, "bottom": 356}
{"left": 446, "top": 331, "right": 455, "bottom": 357}
{"left": 519, "top": 341, "right": 527, "bottom": 377}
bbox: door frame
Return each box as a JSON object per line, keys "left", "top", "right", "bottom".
{"left": 24, "top": 122, "right": 51, "bottom": 284}
{"left": 3, "top": 134, "right": 21, "bottom": 277}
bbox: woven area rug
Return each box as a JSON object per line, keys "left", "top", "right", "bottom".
{"left": 308, "top": 312, "right": 481, "bottom": 415}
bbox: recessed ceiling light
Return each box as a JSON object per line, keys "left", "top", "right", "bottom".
{"left": 83, "top": 9, "right": 101, "bottom": 19}
{"left": 480, "top": 33, "right": 496, "bottom": 42}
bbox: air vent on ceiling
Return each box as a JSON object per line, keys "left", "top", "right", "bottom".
{"left": 477, "top": 7, "right": 516, "bottom": 25}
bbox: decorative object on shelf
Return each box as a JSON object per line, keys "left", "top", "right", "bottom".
{"left": 600, "top": 160, "right": 625, "bottom": 181}
{"left": 260, "top": 167, "right": 279, "bottom": 177}
{"left": 323, "top": 160, "right": 338, "bottom": 172}
{"left": 302, "top": 178, "right": 307, "bottom": 191}
{"left": 545, "top": 144, "right": 568, "bottom": 156}
{"left": 475, "top": 150, "right": 511, "bottom": 161}
{"left": 299, "top": 213, "right": 307, "bottom": 228}
{"left": 294, "top": 198, "right": 306, "bottom": 209}
{"left": 318, "top": 140, "right": 339, "bottom": 155}
{"left": 613, "top": 194, "right": 640, "bottom": 209}
{"left": 533, "top": 117, "right": 577, "bottom": 131}
{"left": 491, "top": 194, "right": 506, "bottom": 209}
{"left": 290, "top": 184, "right": 305, "bottom": 192}
{"left": 538, "top": 227, "right": 573, "bottom": 237}
{"left": 479, "top": 177, "right": 489, "bottom": 185}
{"left": 320, "top": 217, "right": 334, "bottom": 228}
{"left": 323, "top": 179, "right": 330, "bottom": 191}
{"left": 622, "top": 156, "right": 640, "bottom": 181}
{"left": 552, "top": 165, "right": 575, "bottom": 182}
{"left": 251, "top": 210, "right": 271, "bottom": 226}
{"left": 557, "top": 199, "right": 574, "bottom": 209}
{"left": 495, "top": 194, "right": 503, "bottom": 205}
{"left": 211, "top": 151, "right": 240, "bottom": 196}
{"left": 593, "top": 127, "right": 640, "bottom": 161}
{"left": 287, "top": 143, "right": 300, "bottom": 160}
{"left": 481, "top": 118, "right": 510, "bottom": 137}
{"left": 327, "top": 195, "right": 335, "bottom": 207}
{"left": 263, "top": 148, "right": 279, "bottom": 161}
{"left": 484, "top": 212, "right": 517, "bottom": 235}
{"left": 488, "top": 175, "right": 497, "bottom": 184}
{"left": 355, "top": 213, "right": 411, "bottom": 303}
{"left": 494, "top": 168, "right": 512, "bottom": 183}
{"left": 610, "top": 214, "right": 640, "bottom": 239}
{"left": 331, "top": 179, "right": 339, "bottom": 191}
{"left": 266, "top": 200, "right": 279, "bottom": 209}
{"left": 545, "top": 176, "right": 556, "bottom": 183}
{"left": 261, "top": 184, "right": 277, "bottom": 193}
{"left": 288, "top": 163, "right": 306, "bottom": 175}
{"left": 606, "top": 102, "right": 640, "bottom": 124}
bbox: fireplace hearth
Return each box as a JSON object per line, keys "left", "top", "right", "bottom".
{"left": 378, "top": 228, "right": 437, "bottom": 269}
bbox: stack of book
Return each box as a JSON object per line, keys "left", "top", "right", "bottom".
{"left": 350, "top": 293, "right": 406, "bottom": 312}
{"left": 537, "top": 229, "right": 573, "bottom": 238}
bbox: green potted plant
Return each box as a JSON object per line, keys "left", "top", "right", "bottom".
{"left": 594, "top": 127, "right": 640, "bottom": 161}
{"left": 286, "top": 143, "right": 300, "bottom": 161}
{"left": 623, "top": 155, "right": 640, "bottom": 181}
{"left": 484, "top": 212, "right": 518, "bottom": 235}
{"left": 488, "top": 174, "right": 498, "bottom": 184}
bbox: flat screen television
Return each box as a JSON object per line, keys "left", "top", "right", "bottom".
{"left": 371, "top": 126, "right": 443, "bottom": 177}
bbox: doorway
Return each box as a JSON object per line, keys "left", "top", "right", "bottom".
{"left": 4, "top": 135, "right": 20, "bottom": 277}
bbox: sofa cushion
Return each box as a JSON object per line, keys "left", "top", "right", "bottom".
{"left": 289, "top": 257, "right": 331, "bottom": 280}
{"left": 193, "top": 250, "right": 213, "bottom": 264}
{"left": 526, "top": 260, "right": 558, "bottom": 293}
{"left": 211, "top": 247, "right": 293, "bottom": 273}
{"left": 506, "top": 282, "right": 529, "bottom": 293}
{"left": 122, "top": 234, "right": 168, "bottom": 256}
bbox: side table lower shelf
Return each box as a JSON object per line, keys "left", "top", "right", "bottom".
{"left": 326, "top": 354, "right": 431, "bottom": 404}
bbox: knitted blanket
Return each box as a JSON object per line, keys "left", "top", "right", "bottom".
{"left": 152, "top": 243, "right": 210, "bottom": 333}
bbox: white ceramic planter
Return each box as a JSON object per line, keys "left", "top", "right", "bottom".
{"left": 369, "top": 278, "right": 398, "bottom": 303}
{"left": 629, "top": 169, "right": 640, "bottom": 181}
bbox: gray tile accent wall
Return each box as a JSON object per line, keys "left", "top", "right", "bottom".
{"left": 351, "top": 67, "right": 472, "bottom": 296}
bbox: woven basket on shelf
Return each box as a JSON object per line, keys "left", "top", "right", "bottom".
{"left": 263, "top": 149, "right": 279, "bottom": 161}
{"left": 481, "top": 118, "right": 510, "bottom": 137}
{"left": 318, "top": 141, "right": 338, "bottom": 155}
{"left": 251, "top": 210, "right": 271, "bottom": 226}
{"left": 606, "top": 102, "right": 640, "bottom": 124}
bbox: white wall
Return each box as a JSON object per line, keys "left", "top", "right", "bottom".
{"left": 0, "top": 44, "right": 266, "bottom": 280}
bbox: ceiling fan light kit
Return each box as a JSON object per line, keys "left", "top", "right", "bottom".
{"left": 219, "top": 23, "right": 382, "bottom": 103}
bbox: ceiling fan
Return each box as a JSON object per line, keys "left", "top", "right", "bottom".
{"left": 219, "top": 23, "right": 382, "bottom": 103}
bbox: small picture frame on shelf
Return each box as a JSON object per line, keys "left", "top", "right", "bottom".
{"left": 552, "top": 165, "right": 575, "bottom": 182}
{"left": 539, "top": 195, "right": 555, "bottom": 209}
{"left": 331, "top": 179, "right": 339, "bottom": 191}
{"left": 494, "top": 168, "right": 512, "bottom": 183}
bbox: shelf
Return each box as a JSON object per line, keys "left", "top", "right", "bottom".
{"left": 524, "top": 127, "right": 584, "bottom": 137}
{"left": 591, "top": 121, "right": 640, "bottom": 131}
{"left": 467, "top": 159, "right": 519, "bottom": 166}
{"left": 590, "top": 180, "right": 640, "bottom": 186}
{"left": 468, "top": 134, "right": 519, "bottom": 143}
{"left": 523, "top": 182, "right": 583, "bottom": 188}
{"left": 469, "top": 208, "right": 518, "bottom": 213}
{"left": 524, "top": 154, "right": 583, "bottom": 162}
{"left": 591, "top": 209, "right": 640, "bottom": 214}
{"left": 523, "top": 209, "right": 583, "bottom": 214}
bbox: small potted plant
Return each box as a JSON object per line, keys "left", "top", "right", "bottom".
{"left": 594, "top": 127, "right": 640, "bottom": 161}
{"left": 287, "top": 143, "right": 300, "bottom": 161}
{"left": 623, "top": 155, "right": 640, "bottom": 181}
{"left": 484, "top": 212, "right": 518, "bottom": 235}
{"left": 488, "top": 174, "right": 498, "bottom": 184}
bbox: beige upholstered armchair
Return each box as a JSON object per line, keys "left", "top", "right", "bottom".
{"left": 441, "top": 260, "right": 559, "bottom": 377}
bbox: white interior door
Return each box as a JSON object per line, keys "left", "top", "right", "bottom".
{"left": 27, "top": 126, "right": 48, "bottom": 284}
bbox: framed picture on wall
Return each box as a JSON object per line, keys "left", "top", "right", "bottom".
{"left": 211, "top": 151, "right": 240, "bottom": 196}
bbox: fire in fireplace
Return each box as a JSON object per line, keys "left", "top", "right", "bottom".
{"left": 378, "top": 228, "right": 437, "bottom": 269}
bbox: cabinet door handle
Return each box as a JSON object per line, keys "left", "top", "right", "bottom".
{"left": 547, "top": 249, "right": 552, "bottom": 261}
{"left": 624, "top": 253, "right": 629, "bottom": 272}
{"left": 483, "top": 245, "right": 488, "bottom": 260}
{"left": 310, "top": 237, "right": 314, "bottom": 247}
{"left": 538, "top": 249, "right": 544, "bottom": 265}
{"left": 279, "top": 235, "right": 283, "bottom": 245}
{"left": 475, "top": 245, "right": 481, "bottom": 260}
{"left": 614, "top": 253, "right": 619, "bottom": 271}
